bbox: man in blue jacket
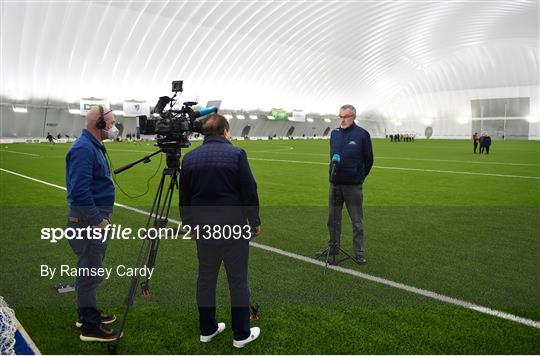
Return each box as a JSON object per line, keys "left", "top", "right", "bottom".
{"left": 320, "top": 104, "right": 374, "bottom": 264}
{"left": 65, "top": 105, "right": 122, "bottom": 342}
{"left": 180, "top": 114, "right": 261, "bottom": 348}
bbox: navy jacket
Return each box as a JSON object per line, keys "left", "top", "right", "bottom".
{"left": 329, "top": 123, "right": 374, "bottom": 185}
{"left": 180, "top": 136, "right": 260, "bottom": 230}
{"left": 66, "top": 129, "right": 114, "bottom": 225}
{"left": 480, "top": 136, "right": 489, "bottom": 146}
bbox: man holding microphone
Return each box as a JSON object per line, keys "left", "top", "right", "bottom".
{"left": 317, "top": 104, "right": 373, "bottom": 264}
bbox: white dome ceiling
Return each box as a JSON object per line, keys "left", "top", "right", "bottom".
{"left": 1, "top": 0, "right": 538, "bottom": 113}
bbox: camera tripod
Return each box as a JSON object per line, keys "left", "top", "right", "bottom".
{"left": 107, "top": 143, "right": 183, "bottom": 354}
{"left": 315, "top": 183, "right": 359, "bottom": 271}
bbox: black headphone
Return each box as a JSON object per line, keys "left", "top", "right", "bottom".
{"left": 96, "top": 105, "right": 106, "bottom": 130}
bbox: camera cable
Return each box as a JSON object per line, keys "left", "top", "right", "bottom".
{"left": 104, "top": 148, "right": 163, "bottom": 199}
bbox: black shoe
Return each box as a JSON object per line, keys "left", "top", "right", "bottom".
{"left": 355, "top": 255, "right": 367, "bottom": 265}
{"left": 315, "top": 249, "right": 338, "bottom": 258}
{"left": 76, "top": 312, "right": 116, "bottom": 328}
{"left": 80, "top": 325, "right": 123, "bottom": 342}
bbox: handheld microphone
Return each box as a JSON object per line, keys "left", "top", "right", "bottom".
{"left": 190, "top": 106, "right": 218, "bottom": 119}
{"left": 330, "top": 153, "right": 340, "bottom": 177}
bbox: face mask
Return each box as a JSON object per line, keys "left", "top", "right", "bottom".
{"left": 107, "top": 125, "right": 119, "bottom": 140}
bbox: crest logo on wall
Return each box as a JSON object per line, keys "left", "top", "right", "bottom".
{"left": 123, "top": 101, "right": 150, "bottom": 117}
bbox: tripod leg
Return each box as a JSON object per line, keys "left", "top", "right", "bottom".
{"left": 324, "top": 245, "right": 331, "bottom": 272}
{"left": 336, "top": 245, "right": 357, "bottom": 264}
{"left": 108, "top": 236, "right": 152, "bottom": 353}
{"left": 108, "top": 279, "right": 137, "bottom": 354}
{"left": 141, "top": 239, "right": 160, "bottom": 295}
{"left": 108, "top": 166, "right": 177, "bottom": 353}
{"left": 328, "top": 184, "right": 341, "bottom": 268}
{"left": 141, "top": 168, "right": 178, "bottom": 293}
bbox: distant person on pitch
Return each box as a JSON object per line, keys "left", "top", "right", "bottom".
{"left": 180, "top": 114, "right": 261, "bottom": 348}
{"left": 316, "top": 104, "right": 373, "bottom": 264}
{"left": 473, "top": 132, "right": 480, "bottom": 153}
{"left": 46, "top": 132, "right": 55, "bottom": 143}
{"left": 65, "top": 105, "right": 122, "bottom": 342}
{"left": 479, "top": 133, "right": 487, "bottom": 154}
{"left": 483, "top": 133, "right": 492, "bottom": 154}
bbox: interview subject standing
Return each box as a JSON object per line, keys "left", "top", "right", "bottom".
{"left": 322, "top": 104, "right": 373, "bottom": 264}
{"left": 66, "top": 105, "right": 121, "bottom": 342}
{"left": 180, "top": 114, "right": 261, "bottom": 348}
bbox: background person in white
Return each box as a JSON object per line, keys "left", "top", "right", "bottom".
{"left": 319, "top": 105, "right": 374, "bottom": 264}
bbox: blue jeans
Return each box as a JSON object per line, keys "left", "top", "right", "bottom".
{"left": 196, "top": 240, "right": 251, "bottom": 340}
{"left": 67, "top": 218, "right": 108, "bottom": 331}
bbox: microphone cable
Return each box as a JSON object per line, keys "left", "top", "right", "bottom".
{"left": 104, "top": 147, "right": 163, "bottom": 199}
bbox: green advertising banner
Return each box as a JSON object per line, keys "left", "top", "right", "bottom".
{"left": 271, "top": 108, "right": 289, "bottom": 121}
{"left": 80, "top": 98, "right": 108, "bottom": 116}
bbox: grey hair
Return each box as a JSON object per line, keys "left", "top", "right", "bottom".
{"left": 339, "top": 104, "right": 356, "bottom": 117}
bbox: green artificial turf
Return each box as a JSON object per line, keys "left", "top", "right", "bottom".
{"left": 0, "top": 138, "right": 539, "bottom": 354}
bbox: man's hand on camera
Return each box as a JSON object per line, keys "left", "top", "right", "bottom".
{"left": 95, "top": 219, "right": 110, "bottom": 229}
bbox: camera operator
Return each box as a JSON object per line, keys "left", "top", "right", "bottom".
{"left": 65, "top": 105, "right": 122, "bottom": 342}
{"left": 180, "top": 113, "right": 261, "bottom": 348}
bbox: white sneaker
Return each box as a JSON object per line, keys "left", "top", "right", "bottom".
{"left": 233, "top": 327, "right": 260, "bottom": 348}
{"left": 200, "top": 322, "right": 226, "bottom": 343}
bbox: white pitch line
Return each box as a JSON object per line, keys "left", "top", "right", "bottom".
{"left": 248, "top": 157, "right": 324, "bottom": 165}
{"left": 8, "top": 145, "right": 537, "bottom": 168}
{"left": 375, "top": 165, "right": 540, "bottom": 180}
{"left": 0, "top": 150, "right": 40, "bottom": 157}
{"left": 107, "top": 148, "right": 158, "bottom": 154}
{"left": 15, "top": 319, "right": 41, "bottom": 355}
{"left": 1, "top": 167, "right": 540, "bottom": 330}
{"left": 0, "top": 168, "right": 66, "bottom": 190}
{"left": 250, "top": 242, "right": 540, "bottom": 330}
{"left": 248, "top": 158, "right": 540, "bottom": 180}
{"left": 104, "top": 147, "right": 540, "bottom": 170}
{"left": 246, "top": 150, "right": 540, "bottom": 167}
{"left": 377, "top": 156, "right": 540, "bottom": 167}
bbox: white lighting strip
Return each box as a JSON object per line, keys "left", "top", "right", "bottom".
{"left": 12, "top": 107, "right": 28, "bottom": 113}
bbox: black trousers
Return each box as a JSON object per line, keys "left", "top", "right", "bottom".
{"left": 196, "top": 240, "right": 250, "bottom": 340}
{"left": 473, "top": 142, "right": 478, "bottom": 153}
